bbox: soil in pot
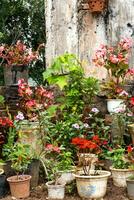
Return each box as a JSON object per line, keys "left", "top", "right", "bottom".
{"left": 7, "top": 175, "right": 31, "bottom": 198}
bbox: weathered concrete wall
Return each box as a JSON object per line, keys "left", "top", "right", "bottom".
{"left": 45, "top": 0, "right": 134, "bottom": 78}
{"left": 45, "top": 0, "right": 78, "bottom": 67}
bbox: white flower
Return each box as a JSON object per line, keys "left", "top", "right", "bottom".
{"left": 72, "top": 123, "right": 79, "bottom": 129}
{"left": 16, "top": 112, "right": 24, "bottom": 120}
{"left": 83, "top": 123, "right": 89, "bottom": 128}
{"left": 91, "top": 108, "right": 99, "bottom": 113}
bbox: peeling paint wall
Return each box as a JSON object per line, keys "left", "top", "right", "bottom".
{"left": 45, "top": 0, "right": 134, "bottom": 78}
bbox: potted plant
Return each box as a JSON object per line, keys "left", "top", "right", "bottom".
{"left": 93, "top": 37, "right": 133, "bottom": 113}
{"left": 6, "top": 142, "right": 32, "bottom": 198}
{"left": 107, "top": 146, "right": 134, "bottom": 187}
{"left": 88, "top": 0, "right": 108, "bottom": 13}
{"left": 0, "top": 40, "right": 38, "bottom": 85}
{"left": 44, "top": 144, "right": 74, "bottom": 199}
{"left": 71, "top": 135, "right": 111, "bottom": 199}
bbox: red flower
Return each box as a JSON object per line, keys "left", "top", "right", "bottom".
{"left": 130, "top": 97, "right": 134, "bottom": 106}
{"left": 127, "top": 145, "right": 133, "bottom": 153}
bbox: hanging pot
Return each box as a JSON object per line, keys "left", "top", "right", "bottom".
{"left": 88, "top": 0, "right": 107, "bottom": 13}
{"left": 3, "top": 64, "right": 28, "bottom": 86}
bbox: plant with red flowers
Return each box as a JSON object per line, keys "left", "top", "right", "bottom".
{"left": 71, "top": 135, "right": 101, "bottom": 154}
{"left": 17, "top": 79, "right": 54, "bottom": 120}
{"left": 71, "top": 135, "right": 105, "bottom": 175}
{"left": 0, "top": 40, "right": 38, "bottom": 67}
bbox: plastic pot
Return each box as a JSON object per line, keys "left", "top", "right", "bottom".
{"left": 46, "top": 181, "right": 65, "bottom": 199}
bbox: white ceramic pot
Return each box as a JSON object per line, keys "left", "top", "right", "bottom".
{"left": 46, "top": 181, "right": 65, "bottom": 199}
{"left": 110, "top": 167, "right": 134, "bottom": 187}
{"left": 107, "top": 99, "right": 126, "bottom": 113}
{"left": 58, "top": 170, "right": 75, "bottom": 184}
{"left": 73, "top": 170, "right": 111, "bottom": 199}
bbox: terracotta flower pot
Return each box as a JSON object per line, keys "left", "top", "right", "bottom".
{"left": 7, "top": 175, "right": 31, "bottom": 198}
{"left": 88, "top": 0, "right": 107, "bottom": 13}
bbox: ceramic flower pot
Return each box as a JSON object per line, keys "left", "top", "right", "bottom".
{"left": 4, "top": 64, "right": 28, "bottom": 86}
{"left": 110, "top": 167, "right": 134, "bottom": 187}
{"left": 58, "top": 170, "right": 75, "bottom": 184}
{"left": 46, "top": 181, "right": 65, "bottom": 199}
{"left": 88, "top": 0, "right": 107, "bottom": 13}
{"left": 17, "top": 120, "right": 43, "bottom": 156}
{"left": 73, "top": 170, "right": 111, "bottom": 199}
{"left": 7, "top": 175, "right": 31, "bottom": 198}
{"left": 126, "top": 177, "right": 134, "bottom": 200}
{"left": 107, "top": 99, "right": 126, "bottom": 113}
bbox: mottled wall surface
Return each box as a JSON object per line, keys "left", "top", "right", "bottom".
{"left": 45, "top": 0, "right": 134, "bottom": 78}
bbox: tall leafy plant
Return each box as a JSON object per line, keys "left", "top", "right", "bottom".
{"left": 43, "top": 53, "right": 99, "bottom": 114}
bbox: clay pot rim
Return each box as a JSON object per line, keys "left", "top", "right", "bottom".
{"left": 7, "top": 174, "right": 31, "bottom": 183}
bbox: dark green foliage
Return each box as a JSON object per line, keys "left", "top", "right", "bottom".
{"left": 0, "top": 0, "right": 45, "bottom": 85}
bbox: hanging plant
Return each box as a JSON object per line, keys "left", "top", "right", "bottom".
{"left": 88, "top": 0, "right": 108, "bottom": 13}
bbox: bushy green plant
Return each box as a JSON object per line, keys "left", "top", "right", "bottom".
{"left": 43, "top": 53, "right": 99, "bottom": 115}
{"left": 106, "top": 147, "right": 129, "bottom": 169}
{"left": 8, "top": 142, "right": 32, "bottom": 176}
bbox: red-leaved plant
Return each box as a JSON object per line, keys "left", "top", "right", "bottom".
{"left": 17, "top": 79, "right": 54, "bottom": 120}
{"left": 0, "top": 40, "right": 38, "bottom": 66}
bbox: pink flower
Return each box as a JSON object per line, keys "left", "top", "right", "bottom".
{"left": 25, "top": 87, "right": 33, "bottom": 96}
{"left": 119, "top": 90, "right": 128, "bottom": 96}
{"left": 25, "top": 100, "right": 36, "bottom": 108}
{"left": 109, "top": 55, "right": 119, "bottom": 64}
